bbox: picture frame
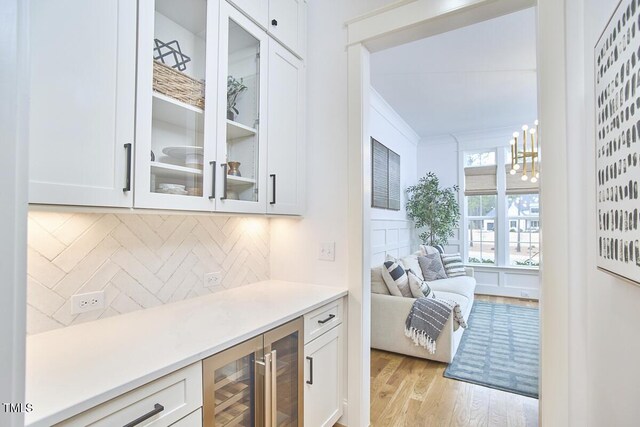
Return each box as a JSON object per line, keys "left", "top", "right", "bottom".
{"left": 594, "top": 0, "right": 640, "bottom": 285}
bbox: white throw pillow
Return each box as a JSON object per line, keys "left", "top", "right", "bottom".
{"left": 407, "top": 270, "right": 433, "bottom": 298}
{"left": 400, "top": 255, "right": 424, "bottom": 281}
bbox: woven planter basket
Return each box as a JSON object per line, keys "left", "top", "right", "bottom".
{"left": 153, "top": 61, "right": 205, "bottom": 109}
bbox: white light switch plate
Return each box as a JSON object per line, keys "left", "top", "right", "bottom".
{"left": 319, "top": 242, "right": 335, "bottom": 261}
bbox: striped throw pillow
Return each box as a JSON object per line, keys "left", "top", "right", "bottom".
{"left": 441, "top": 253, "right": 466, "bottom": 277}
{"left": 382, "top": 260, "right": 412, "bottom": 297}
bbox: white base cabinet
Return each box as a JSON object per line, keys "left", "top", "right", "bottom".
{"left": 303, "top": 300, "right": 344, "bottom": 427}
{"left": 57, "top": 362, "right": 202, "bottom": 427}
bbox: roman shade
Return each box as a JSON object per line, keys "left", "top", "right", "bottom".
{"left": 464, "top": 165, "right": 497, "bottom": 196}
{"left": 505, "top": 165, "right": 539, "bottom": 194}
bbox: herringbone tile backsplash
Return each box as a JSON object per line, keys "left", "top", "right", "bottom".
{"left": 27, "top": 212, "right": 270, "bottom": 335}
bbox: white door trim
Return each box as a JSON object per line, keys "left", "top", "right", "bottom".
{"left": 0, "top": 0, "right": 28, "bottom": 425}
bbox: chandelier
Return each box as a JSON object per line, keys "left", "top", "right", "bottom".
{"left": 509, "top": 120, "right": 539, "bottom": 183}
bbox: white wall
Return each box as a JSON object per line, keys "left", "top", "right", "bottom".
{"left": 270, "top": 0, "right": 400, "bottom": 285}
{"left": 565, "top": 0, "right": 640, "bottom": 424}
{"left": 417, "top": 129, "right": 540, "bottom": 298}
{"left": 368, "top": 88, "right": 419, "bottom": 264}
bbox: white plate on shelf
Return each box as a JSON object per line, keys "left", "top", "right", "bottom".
{"left": 162, "top": 146, "right": 204, "bottom": 162}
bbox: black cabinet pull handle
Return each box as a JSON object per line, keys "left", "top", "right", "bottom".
{"left": 209, "top": 161, "right": 216, "bottom": 200}
{"left": 270, "top": 174, "right": 276, "bottom": 205}
{"left": 317, "top": 314, "right": 335, "bottom": 325}
{"left": 271, "top": 19, "right": 278, "bottom": 26}
{"left": 306, "top": 356, "right": 313, "bottom": 385}
{"left": 122, "top": 403, "right": 164, "bottom": 427}
{"left": 220, "top": 163, "right": 228, "bottom": 200}
{"left": 123, "top": 143, "right": 132, "bottom": 192}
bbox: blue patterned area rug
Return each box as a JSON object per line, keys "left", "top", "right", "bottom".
{"left": 444, "top": 301, "right": 539, "bottom": 398}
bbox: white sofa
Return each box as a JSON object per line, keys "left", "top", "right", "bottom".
{"left": 371, "top": 253, "right": 476, "bottom": 363}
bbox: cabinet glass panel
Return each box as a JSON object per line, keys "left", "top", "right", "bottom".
{"left": 212, "top": 353, "right": 256, "bottom": 426}
{"left": 272, "top": 332, "right": 299, "bottom": 426}
{"left": 150, "top": 0, "right": 206, "bottom": 197}
{"left": 225, "top": 19, "right": 260, "bottom": 202}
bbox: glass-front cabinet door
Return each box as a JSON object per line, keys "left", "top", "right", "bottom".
{"left": 135, "top": 0, "right": 219, "bottom": 210}
{"left": 216, "top": 2, "right": 268, "bottom": 213}
{"left": 264, "top": 318, "right": 303, "bottom": 427}
{"left": 203, "top": 335, "right": 264, "bottom": 426}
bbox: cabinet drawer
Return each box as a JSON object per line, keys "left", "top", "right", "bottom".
{"left": 304, "top": 298, "right": 342, "bottom": 344}
{"left": 170, "top": 408, "right": 202, "bottom": 426}
{"left": 57, "top": 362, "right": 202, "bottom": 427}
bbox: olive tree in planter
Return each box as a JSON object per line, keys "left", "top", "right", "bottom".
{"left": 406, "top": 172, "right": 460, "bottom": 246}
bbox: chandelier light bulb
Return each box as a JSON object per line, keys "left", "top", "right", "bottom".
{"left": 534, "top": 119, "right": 539, "bottom": 126}
{"left": 521, "top": 174, "right": 529, "bottom": 181}
{"left": 510, "top": 169, "right": 517, "bottom": 175}
{"left": 530, "top": 128, "right": 536, "bottom": 135}
{"left": 522, "top": 125, "right": 529, "bottom": 131}
{"left": 513, "top": 132, "right": 519, "bottom": 138}
{"left": 530, "top": 177, "right": 538, "bottom": 183}
{"left": 514, "top": 164, "right": 521, "bottom": 170}
{"left": 536, "top": 172, "right": 539, "bottom": 178}
{"left": 509, "top": 139, "right": 515, "bottom": 145}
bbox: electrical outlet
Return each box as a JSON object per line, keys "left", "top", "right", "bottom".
{"left": 319, "top": 242, "right": 336, "bottom": 261}
{"left": 71, "top": 290, "right": 105, "bottom": 314}
{"left": 205, "top": 271, "right": 223, "bottom": 288}
{"left": 520, "top": 291, "right": 530, "bottom": 298}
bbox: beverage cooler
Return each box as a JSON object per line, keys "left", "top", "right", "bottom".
{"left": 203, "top": 318, "right": 303, "bottom": 426}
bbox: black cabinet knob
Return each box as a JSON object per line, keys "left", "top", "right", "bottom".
{"left": 271, "top": 19, "right": 278, "bottom": 26}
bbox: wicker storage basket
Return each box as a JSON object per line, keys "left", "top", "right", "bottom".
{"left": 153, "top": 61, "right": 205, "bottom": 109}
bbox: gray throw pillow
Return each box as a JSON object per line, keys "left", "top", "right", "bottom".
{"left": 418, "top": 254, "right": 448, "bottom": 281}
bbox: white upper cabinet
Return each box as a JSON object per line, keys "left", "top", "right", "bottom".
{"left": 216, "top": 3, "right": 269, "bottom": 214}
{"left": 266, "top": 40, "right": 305, "bottom": 215}
{"left": 134, "top": 0, "right": 219, "bottom": 211}
{"left": 28, "top": 0, "right": 137, "bottom": 207}
{"left": 227, "top": 0, "right": 269, "bottom": 29}
{"left": 268, "top": 0, "right": 307, "bottom": 58}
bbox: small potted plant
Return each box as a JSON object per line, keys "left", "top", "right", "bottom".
{"left": 406, "top": 172, "right": 460, "bottom": 245}
{"left": 227, "top": 76, "right": 247, "bottom": 121}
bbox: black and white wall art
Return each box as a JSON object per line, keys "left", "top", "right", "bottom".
{"left": 596, "top": 0, "right": 640, "bottom": 285}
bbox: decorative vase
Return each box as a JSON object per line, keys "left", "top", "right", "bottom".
{"left": 227, "top": 110, "right": 235, "bottom": 121}
{"left": 228, "top": 161, "right": 241, "bottom": 176}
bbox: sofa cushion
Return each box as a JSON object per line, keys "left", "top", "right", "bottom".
{"left": 371, "top": 266, "right": 390, "bottom": 295}
{"left": 429, "top": 276, "right": 476, "bottom": 302}
{"left": 382, "top": 260, "right": 412, "bottom": 297}
{"left": 418, "top": 254, "right": 447, "bottom": 281}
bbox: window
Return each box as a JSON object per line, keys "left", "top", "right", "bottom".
{"left": 371, "top": 138, "right": 400, "bottom": 210}
{"left": 507, "top": 194, "right": 540, "bottom": 266}
{"left": 462, "top": 148, "right": 540, "bottom": 268}
{"left": 467, "top": 195, "right": 497, "bottom": 264}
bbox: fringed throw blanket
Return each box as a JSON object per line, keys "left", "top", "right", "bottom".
{"left": 405, "top": 297, "right": 467, "bottom": 354}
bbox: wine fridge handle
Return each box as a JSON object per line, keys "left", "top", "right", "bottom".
{"left": 271, "top": 350, "right": 277, "bottom": 426}
{"left": 264, "top": 352, "right": 272, "bottom": 427}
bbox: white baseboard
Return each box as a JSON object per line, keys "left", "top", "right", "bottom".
{"left": 475, "top": 284, "right": 539, "bottom": 300}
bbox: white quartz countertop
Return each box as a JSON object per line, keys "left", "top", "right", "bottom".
{"left": 25, "top": 280, "right": 347, "bottom": 426}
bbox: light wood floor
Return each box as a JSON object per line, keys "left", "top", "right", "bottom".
{"left": 370, "top": 295, "right": 539, "bottom": 427}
